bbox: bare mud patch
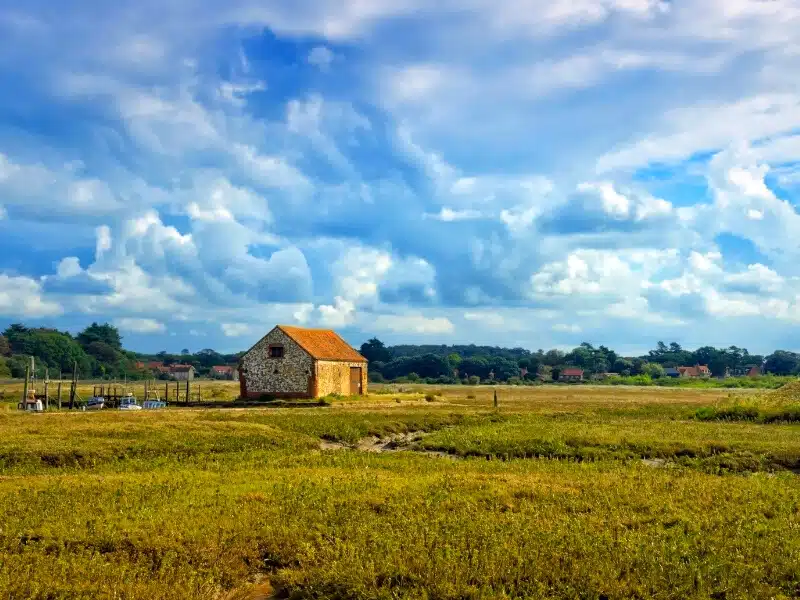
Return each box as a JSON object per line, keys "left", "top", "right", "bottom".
{"left": 320, "top": 431, "right": 459, "bottom": 460}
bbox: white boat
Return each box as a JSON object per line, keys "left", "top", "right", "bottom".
{"left": 119, "top": 394, "right": 142, "bottom": 411}
{"left": 86, "top": 396, "right": 105, "bottom": 410}
{"left": 142, "top": 389, "right": 166, "bottom": 410}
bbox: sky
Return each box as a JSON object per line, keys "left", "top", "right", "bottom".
{"left": 1, "top": 1, "right": 800, "bottom": 354}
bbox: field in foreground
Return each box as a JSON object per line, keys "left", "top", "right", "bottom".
{"left": 1, "top": 385, "right": 799, "bottom": 599}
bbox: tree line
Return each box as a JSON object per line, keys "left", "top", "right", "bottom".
{"left": 0, "top": 323, "right": 240, "bottom": 380}
{"left": 3, "top": 321, "right": 799, "bottom": 385}
{"left": 360, "top": 338, "right": 800, "bottom": 384}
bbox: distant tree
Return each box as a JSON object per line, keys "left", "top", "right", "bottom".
{"left": 0, "top": 335, "right": 9, "bottom": 357}
{"left": 459, "top": 357, "right": 491, "bottom": 380}
{"left": 612, "top": 358, "right": 633, "bottom": 374}
{"left": 447, "top": 353, "right": 462, "bottom": 369}
{"left": 181, "top": 348, "right": 190, "bottom": 355}
{"left": 631, "top": 358, "right": 646, "bottom": 375}
{"left": 369, "top": 371, "right": 385, "bottom": 383}
{"left": 360, "top": 338, "right": 392, "bottom": 364}
{"left": 543, "top": 349, "right": 566, "bottom": 366}
{"left": 468, "top": 375, "right": 480, "bottom": 385}
{"left": 765, "top": 351, "right": 800, "bottom": 376}
{"left": 643, "top": 362, "right": 665, "bottom": 379}
{"left": 6, "top": 355, "right": 29, "bottom": 378}
{"left": 85, "top": 341, "right": 121, "bottom": 365}
{"left": 0, "top": 357, "right": 11, "bottom": 378}
{"left": 77, "top": 323, "right": 122, "bottom": 351}
{"left": 537, "top": 365, "right": 553, "bottom": 381}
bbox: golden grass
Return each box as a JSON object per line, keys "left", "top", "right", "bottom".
{"left": 1, "top": 385, "right": 799, "bottom": 599}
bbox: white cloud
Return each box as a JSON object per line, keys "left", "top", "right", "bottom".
{"left": 0, "top": 152, "right": 125, "bottom": 218}
{"left": 725, "top": 264, "right": 785, "bottom": 294}
{"left": 307, "top": 46, "right": 334, "bottom": 70}
{"left": 56, "top": 257, "right": 83, "bottom": 279}
{"left": 597, "top": 94, "right": 800, "bottom": 173}
{"left": 532, "top": 250, "right": 643, "bottom": 298}
{"left": 221, "top": 323, "right": 250, "bottom": 337}
{"left": 552, "top": 323, "right": 582, "bottom": 334}
{"left": 115, "top": 318, "right": 166, "bottom": 333}
{"left": 219, "top": 80, "right": 266, "bottom": 106}
{"left": 464, "top": 311, "right": 505, "bottom": 327}
{"left": 292, "top": 303, "right": 315, "bottom": 324}
{"left": 374, "top": 314, "right": 455, "bottom": 335}
{"left": 426, "top": 207, "right": 483, "bottom": 222}
{"left": 575, "top": 182, "right": 673, "bottom": 222}
{"left": 318, "top": 297, "right": 356, "bottom": 328}
{"left": 0, "top": 274, "right": 62, "bottom": 317}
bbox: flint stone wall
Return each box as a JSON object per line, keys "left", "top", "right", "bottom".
{"left": 240, "top": 328, "right": 312, "bottom": 396}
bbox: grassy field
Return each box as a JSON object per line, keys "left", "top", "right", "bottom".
{"left": 1, "top": 383, "right": 799, "bottom": 599}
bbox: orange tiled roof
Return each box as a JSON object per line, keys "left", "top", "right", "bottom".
{"left": 278, "top": 326, "right": 367, "bottom": 362}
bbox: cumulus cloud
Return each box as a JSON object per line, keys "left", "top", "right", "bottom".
{"left": 115, "top": 318, "right": 166, "bottom": 333}
{"left": 373, "top": 314, "right": 455, "bottom": 335}
{"left": 56, "top": 257, "right": 83, "bottom": 279}
{"left": 0, "top": 275, "right": 62, "bottom": 318}
{"left": 221, "top": 323, "right": 250, "bottom": 337}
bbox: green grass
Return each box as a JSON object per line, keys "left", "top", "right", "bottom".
{"left": 2, "top": 386, "right": 800, "bottom": 599}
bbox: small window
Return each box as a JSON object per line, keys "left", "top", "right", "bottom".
{"left": 269, "top": 345, "right": 284, "bottom": 359}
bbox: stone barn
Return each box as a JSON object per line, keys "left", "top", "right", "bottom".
{"left": 238, "top": 325, "right": 368, "bottom": 399}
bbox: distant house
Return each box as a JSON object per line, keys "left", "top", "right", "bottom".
{"left": 560, "top": 368, "right": 584, "bottom": 382}
{"left": 728, "top": 364, "right": 762, "bottom": 378}
{"left": 211, "top": 365, "right": 237, "bottom": 380}
{"left": 136, "top": 361, "right": 165, "bottom": 371}
{"left": 677, "top": 365, "right": 711, "bottom": 378}
{"left": 170, "top": 364, "right": 196, "bottom": 381}
{"left": 238, "top": 325, "right": 368, "bottom": 399}
{"left": 665, "top": 367, "right": 681, "bottom": 378}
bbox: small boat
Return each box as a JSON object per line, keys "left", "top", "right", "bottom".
{"left": 86, "top": 396, "right": 105, "bottom": 410}
{"left": 142, "top": 389, "right": 166, "bottom": 410}
{"left": 119, "top": 394, "right": 142, "bottom": 411}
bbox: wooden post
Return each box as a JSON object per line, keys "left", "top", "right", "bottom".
{"left": 493, "top": 388, "right": 498, "bottom": 409}
{"left": 21, "top": 364, "right": 30, "bottom": 409}
{"left": 165, "top": 382, "right": 169, "bottom": 404}
{"left": 186, "top": 379, "right": 190, "bottom": 405}
{"left": 44, "top": 368, "right": 49, "bottom": 410}
{"left": 57, "top": 380, "right": 63, "bottom": 410}
{"left": 175, "top": 380, "right": 179, "bottom": 404}
{"left": 69, "top": 361, "right": 77, "bottom": 409}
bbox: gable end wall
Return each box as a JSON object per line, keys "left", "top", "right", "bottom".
{"left": 240, "top": 328, "right": 314, "bottom": 397}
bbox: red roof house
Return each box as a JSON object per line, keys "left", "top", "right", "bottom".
{"left": 560, "top": 368, "right": 584, "bottom": 382}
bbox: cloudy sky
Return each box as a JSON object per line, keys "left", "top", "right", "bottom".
{"left": 1, "top": 0, "right": 799, "bottom": 354}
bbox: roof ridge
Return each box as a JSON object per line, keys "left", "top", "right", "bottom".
{"left": 277, "top": 325, "right": 367, "bottom": 362}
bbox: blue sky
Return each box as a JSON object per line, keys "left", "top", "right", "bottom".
{"left": 1, "top": 0, "right": 800, "bottom": 354}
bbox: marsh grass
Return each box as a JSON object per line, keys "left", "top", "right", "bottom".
{"left": 2, "top": 385, "right": 800, "bottom": 599}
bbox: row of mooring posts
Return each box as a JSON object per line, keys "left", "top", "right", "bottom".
{"left": 20, "top": 357, "right": 80, "bottom": 410}
{"left": 20, "top": 357, "right": 203, "bottom": 410}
